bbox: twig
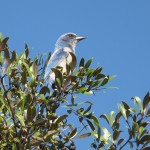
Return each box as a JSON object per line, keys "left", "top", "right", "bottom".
{"left": 119, "top": 138, "right": 131, "bottom": 150}
{"left": 1, "top": 76, "right": 20, "bottom": 150}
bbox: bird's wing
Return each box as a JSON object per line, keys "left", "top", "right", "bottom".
{"left": 44, "top": 48, "right": 69, "bottom": 80}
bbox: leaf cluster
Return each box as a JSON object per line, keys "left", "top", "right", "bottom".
{"left": 0, "top": 34, "right": 149, "bottom": 150}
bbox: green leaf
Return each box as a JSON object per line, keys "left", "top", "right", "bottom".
{"left": 55, "top": 115, "right": 68, "bottom": 125}
{"left": 0, "top": 37, "right": 9, "bottom": 51}
{"left": 33, "top": 56, "right": 38, "bottom": 76}
{"left": 51, "top": 68, "right": 63, "bottom": 86}
{"left": 33, "top": 119, "right": 45, "bottom": 125}
{"left": 93, "top": 67, "right": 103, "bottom": 76}
{"left": 79, "top": 57, "right": 84, "bottom": 67}
{"left": 138, "top": 126, "right": 146, "bottom": 140}
{"left": 25, "top": 43, "right": 29, "bottom": 58}
{"left": 86, "top": 119, "right": 95, "bottom": 131}
{"left": 56, "top": 78, "right": 62, "bottom": 89}
{"left": 133, "top": 96, "right": 143, "bottom": 113}
{"left": 143, "top": 92, "right": 150, "bottom": 113}
{"left": 101, "top": 76, "right": 109, "bottom": 86}
{"left": 100, "top": 114, "right": 109, "bottom": 125}
{"left": 30, "top": 106, "right": 36, "bottom": 121}
{"left": 132, "top": 121, "right": 139, "bottom": 137}
{"left": 113, "top": 130, "right": 121, "bottom": 142}
{"left": 69, "top": 52, "right": 77, "bottom": 71}
{"left": 22, "top": 62, "right": 34, "bottom": 82}
{"left": 118, "top": 104, "right": 127, "bottom": 120}
{"left": 129, "top": 141, "right": 133, "bottom": 148}
{"left": 84, "top": 104, "right": 92, "bottom": 115}
{"left": 117, "top": 138, "right": 124, "bottom": 146}
{"left": 16, "top": 114, "right": 25, "bottom": 126}
{"left": 84, "top": 90, "right": 93, "bottom": 95}
{"left": 122, "top": 101, "right": 130, "bottom": 110}
{"left": 102, "top": 128, "right": 111, "bottom": 141}
{"left": 85, "top": 58, "right": 93, "bottom": 68}
{"left": 108, "top": 75, "right": 117, "bottom": 81}
{"left": 69, "top": 128, "right": 78, "bottom": 139}
{"left": 10, "top": 50, "right": 17, "bottom": 63}
{"left": 77, "top": 132, "right": 91, "bottom": 139}
{"left": 39, "top": 86, "right": 50, "bottom": 95}
{"left": 91, "top": 115, "right": 99, "bottom": 127}
{"left": 109, "top": 111, "right": 115, "bottom": 127}
{"left": 76, "top": 87, "right": 88, "bottom": 93}
{"left": 0, "top": 32, "right": 3, "bottom": 41}
{"left": 30, "top": 140, "right": 43, "bottom": 146}
{"left": 4, "top": 49, "right": 10, "bottom": 68}
{"left": 63, "top": 75, "right": 71, "bottom": 89}
{"left": 44, "top": 130, "right": 58, "bottom": 141}
{"left": 95, "top": 74, "right": 106, "bottom": 80}
{"left": 139, "top": 135, "right": 150, "bottom": 143}
{"left": 91, "top": 115, "right": 101, "bottom": 141}
{"left": 27, "top": 105, "right": 36, "bottom": 122}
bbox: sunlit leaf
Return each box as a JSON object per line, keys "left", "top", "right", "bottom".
{"left": 118, "top": 104, "right": 127, "bottom": 120}
{"left": 16, "top": 113, "right": 25, "bottom": 126}
{"left": 76, "top": 87, "right": 88, "bottom": 93}
{"left": 102, "top": 128, "right": 111, "bottom": 141}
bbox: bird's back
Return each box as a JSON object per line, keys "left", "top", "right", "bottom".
{"left": 44, "top": 47, "right": 75, "bottom": 85}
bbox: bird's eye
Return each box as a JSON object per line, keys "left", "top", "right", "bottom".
{"left": 68, "top": 34, "right": 74, "bottom": 38}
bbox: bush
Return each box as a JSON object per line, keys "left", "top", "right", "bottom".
{"left": 0, "top": 34, "right": 150, "bottom": 150}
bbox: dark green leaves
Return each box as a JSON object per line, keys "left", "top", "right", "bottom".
{"left": 0, "top": 37, "right": 9, "bottom": 51}
{"left": 1, "top": 33, "right": 150, "bottom": 150}
{"left": 40, "top": 86, "right": 50, "bottom": 95}
{"left": 85, "top": 57, "right": 93, "bottom": 68}
{"left": 79, "top": 57, "right": 84, "bottom": 67}
{"left": 69, "top": 52, "right": 77, "bottom": 71}
{"left": 143, "top": 92, "right": 150, "bottom": 113}
{"left": 51, "top": 68, "right": 63, "bottom": 88}
{"left": 54, "top": 115, "right": 68, "bottom": 125}
{"left": 77, "top": 132, "right": 91, "bottom": 139}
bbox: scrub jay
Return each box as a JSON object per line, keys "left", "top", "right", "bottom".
{"left": 44, "top": 33, "right": 86, "bottom": 85}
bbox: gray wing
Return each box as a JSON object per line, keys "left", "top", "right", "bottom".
{"left": 44, "top": 48, "right": 68, "bottom": 80}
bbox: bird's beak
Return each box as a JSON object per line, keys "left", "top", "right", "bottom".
{"left": 76, "top": 36, "right": 87, "bottom": 41}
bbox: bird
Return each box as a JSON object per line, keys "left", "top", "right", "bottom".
{"left": 44, "top": 32, "right": 86, "bottom": 85}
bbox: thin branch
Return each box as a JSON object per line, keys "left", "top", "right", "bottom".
{"left": 1, "top": 76, "right": 20, "bottom": 150}
{"left": 119, "top": 138, "right": 131, "bottom": 150}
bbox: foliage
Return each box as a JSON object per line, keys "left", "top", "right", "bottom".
{"left": 0, "top": 34, "right": 150, "bottom": 150}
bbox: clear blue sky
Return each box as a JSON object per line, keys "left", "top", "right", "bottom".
{"left": 1, "top": 1, "right": 150, "bottom": 149}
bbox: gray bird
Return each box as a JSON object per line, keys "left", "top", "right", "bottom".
{"left": 44, "top": 33, "right": 86, "bottom": 85}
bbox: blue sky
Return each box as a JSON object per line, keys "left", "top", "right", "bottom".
{"left": 1, "top": 1, "right": 150, "bottom": 149}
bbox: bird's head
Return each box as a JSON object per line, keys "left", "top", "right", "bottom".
{"left": 55, "top": 33, "right": 86, "bottom": 51}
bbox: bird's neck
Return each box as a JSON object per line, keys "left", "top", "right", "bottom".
{"left": 55, "top": 40, "right": 76, "bottom": 52}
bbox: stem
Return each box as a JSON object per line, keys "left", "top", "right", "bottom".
{"left": 1, "top": 76, "right": 20, "bottom": 150}
{"left": 119, "top": 138, "right": 130, "bottom": 150}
